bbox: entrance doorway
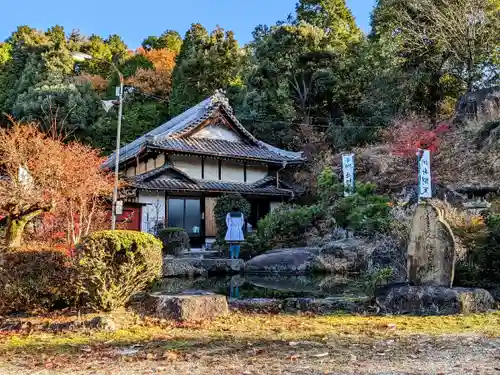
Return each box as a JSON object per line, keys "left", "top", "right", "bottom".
{"left": 167, "top": 197, "right": 202, "bottom": 247}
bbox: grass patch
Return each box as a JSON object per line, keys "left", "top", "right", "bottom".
{"left": 1, "top": 311, "right": 499, "bottom": 356}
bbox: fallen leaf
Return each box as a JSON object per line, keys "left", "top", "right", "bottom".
{"left": 311, "top": 352, "right": 329, "bottom": 358}
{"left": 162, "top": 351, "right": 178, "bottom": 361}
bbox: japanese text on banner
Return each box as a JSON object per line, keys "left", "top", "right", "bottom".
{"left": 417, "top": 149, "right": 432, "bottom": 199}
{"left": 342, "top": 153, "right": 355, "bottom": 197}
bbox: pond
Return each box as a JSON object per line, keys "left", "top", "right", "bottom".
{"left": 154, "top": 274, "right": 364, "bottom": 299}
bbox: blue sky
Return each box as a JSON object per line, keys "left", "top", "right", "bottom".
{"left": 1, "top": 0, "right": 376, "bottom": 48}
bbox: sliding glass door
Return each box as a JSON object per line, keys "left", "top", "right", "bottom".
{"left": 167, "top": 198, "right": 202, "bottom": 237}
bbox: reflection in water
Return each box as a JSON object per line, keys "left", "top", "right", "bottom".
{"left": 154, "top": 274, "right": 363, "bottom": 299}
{"left": 229, "top": 286, "right": 240, "bottom": 299}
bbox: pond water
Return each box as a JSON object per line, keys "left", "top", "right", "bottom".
{"left": 154, "top": 274, "right": 364, "bottom": 299}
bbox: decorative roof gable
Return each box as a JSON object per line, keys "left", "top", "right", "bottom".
{"left": 133, "top": 163, "right": 197, "bottom": 184}
{"left": 103, "top": 90, "right": 303, "bottom": 169}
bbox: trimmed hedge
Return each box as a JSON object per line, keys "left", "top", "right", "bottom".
{"left": 0, "top": 247, "right": 74, "bottom": 314}
{"left": 75, "top": 230, "right": 163, "bottom": 311}
{"left": 158, "top": 227, "right": 190, "bottom": 256}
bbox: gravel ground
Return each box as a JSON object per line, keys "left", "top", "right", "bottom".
{"left": 0, "top": 334, "right": 499, "bottom": 375}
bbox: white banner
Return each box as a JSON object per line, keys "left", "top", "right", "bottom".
{"left": 417, "top": 149, "right": 432, "bottom": 199}
{"left": 342, "top": 153, "right": 355, "bottom": 196}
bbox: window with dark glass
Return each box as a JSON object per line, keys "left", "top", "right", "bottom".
{"left": 167, "top": 198, "right": 201, "bottom": 236}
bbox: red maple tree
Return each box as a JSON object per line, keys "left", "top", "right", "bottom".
{"left": 385, "top": 118, "right": 450, "bottom": 157}
{"left": 0, "top": 121, "right": 114, "bottom": 248}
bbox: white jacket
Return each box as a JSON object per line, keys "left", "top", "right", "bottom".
{"left": 225, "top": 212, "right": 245, "bottom": 242}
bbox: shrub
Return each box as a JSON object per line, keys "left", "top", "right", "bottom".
{"left": 455, "top": 214, "right": 500, "bottom": 287}
{"left": 0, "top": 247, "right": 74, "bottom": 314}
{"left": 257, "top": 204, "right": 325, "bottom": 249}
{"left": 239, "top": 233, "right": 266, "bottom": 260}
{"left": 75, "top": 230, "right": 163, "bottom": 311}
{"left": 356, "top": 267, "right": 394, "bottom": 302}
{"left": 158, "top": 227, "right": 190, "bottom": 256}
{"left": 317, "top": 168, "right": 391, "bottom": 235}
{"left": 214, "top": 193, "right": 251, "bottom": 245}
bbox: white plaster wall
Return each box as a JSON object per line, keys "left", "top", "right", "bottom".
{"left": 204, "top": 159, "right": 219, "bottom": 180}
{"left": 246, "top": 164, "right": 268, "bottom": 183}
{"left": 155, "top": 153, "right": 165, "bottom": 167}
{"left": 146, "top": 158, "right": 155, "bottom": 172}
{"left": 125, "top": 166, "right": 136, "bottom": 177}
{"left": 170, "top": 155, "right": 202, "bottom": 179}
{"left": 138, "top": 191, "right": 166, "bottom": 234}
{"left": 191, "top": 124, "right": 242, "bottom": 142}
{"left": 221, "top": 160, "right": 245, "bottom": 182}
{"left": 137, "top": 161, "right": 147, "bottom": 175}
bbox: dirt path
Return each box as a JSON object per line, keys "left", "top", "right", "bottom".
{"left": 1, "top": 334, "right": 498, "bottom": 375}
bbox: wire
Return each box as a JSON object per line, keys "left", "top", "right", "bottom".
{"left": 117, "top": 86, "right": 390, "bottom": 129}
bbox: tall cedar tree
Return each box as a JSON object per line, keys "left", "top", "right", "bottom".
{"left": 169, "top": 24, "right": 242, "bottom": 116}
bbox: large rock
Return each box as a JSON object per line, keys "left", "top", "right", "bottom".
{"left": 245, "top": 248, "right": 319, "bottom": 274}
{"left": 407, "top": 203, "right": 455, "bottom": 287}
{"left": 145, "top": 290, "right": 229, "bottom": 321}
{"left": 377, "top": 285, "right": 495, "bottom": 315}
{"left": 318, "top": 238, "right": 373, "bottom": 273}
{"left": 244, "top": 241, "right": 372, "bottom": 275}
{"left": 370, "top": 235, "right": 407, "bottom": 283}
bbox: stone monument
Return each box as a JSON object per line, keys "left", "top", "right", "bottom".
{"left": 407, "top": 202, "right": 456, "bottom": 287}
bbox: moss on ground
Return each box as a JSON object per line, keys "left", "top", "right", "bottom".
{"left": 1, "top": 311, "right": 499, "bottom": 356}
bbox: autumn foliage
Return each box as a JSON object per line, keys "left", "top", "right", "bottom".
{"left": 73, "top": 73, "right": 109, "bottom": 92}
{"left": 0, "top": 121, "right": 114, "bottom": 248}
{"left": 384, "top": 118, "right": 450, "bottom": 157}
{"left": 126, "top": 48, "right": 177, "bottom": 99}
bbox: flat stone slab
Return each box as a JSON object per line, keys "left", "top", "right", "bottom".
{"left": 164, "top": 257, "right": 244, "bottom": 276}
{"left": 377, "top": 285, "right": 495, "bottom": 316}
{"left": 146, "top": 291, "right": 229, "bottom": 321}
{"left": 163, "top": 257, "right": 206, "bottom": 277}
{"left": 230, "top": 298, "right": 282, "bottom": 314}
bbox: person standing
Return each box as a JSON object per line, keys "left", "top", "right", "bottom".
{"left": 225, "top": 206, "right": 244, "bottom": 259}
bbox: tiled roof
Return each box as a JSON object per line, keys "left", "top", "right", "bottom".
{"left": 133, "top": 163, "right": 197, "bottom": 183}
{"left": 130, "top": 176, "right": 294, "bottom": 196}
{"left": 149, "top": 138, "right": 298, "bottom": 163}
{"left": 103, "top": 91, "right": 303, "bottom": 169}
